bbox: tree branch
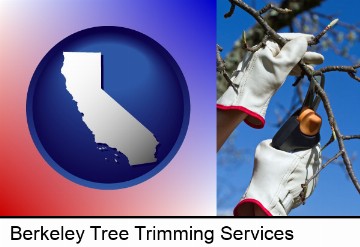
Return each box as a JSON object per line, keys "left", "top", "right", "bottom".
{"left": 216, "top": 44, "right": 238, "bottom": 92}
{"left": 224, "top": 2, "right": 236, "bottom": 18}
{"left": 343, "top": 135, "right": 360, "bottom": 140}
{"left": 229, "top": 0, "right": 288, "bottom": 46}
{"left": 258, "top": 3, "right": 292, "bottom": 15}
{"left": 303, "top": 150, "right": 344, "bottom": 190}
{"left": 312, "top": 83, "right": 360, "bottom": 193}
{"left": 308, "top": 18, "right": 339, "bottom": 45}
{"left": 317, "top": 65, "right": 357, "bottom": 74}
{"left": 314, "top": 64, "right": 360, "bottom": 82}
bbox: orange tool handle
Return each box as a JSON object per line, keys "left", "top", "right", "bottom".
{"left": 297, "top": 107, "right": 322, "bottom": 136}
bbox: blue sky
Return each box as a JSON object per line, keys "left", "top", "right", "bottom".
{"left": 217, "top": 0, "right": 360, "bottom": 216}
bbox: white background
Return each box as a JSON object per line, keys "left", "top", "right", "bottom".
{"left": 0, "top": 218, "right": 358, "bottom": 246}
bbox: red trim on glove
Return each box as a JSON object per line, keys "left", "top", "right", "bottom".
{"left": 216, "top": 104, "right": 265, "bottom": 129}
{"left": 233, "top": 198, "right": 272, "bottom": 216}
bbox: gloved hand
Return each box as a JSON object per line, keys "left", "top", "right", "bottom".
{"left": 217, "top": 33, "right": 324, "bottom": 129}
{"left": 233, "top": 139, "right": 321, "bottom": 216}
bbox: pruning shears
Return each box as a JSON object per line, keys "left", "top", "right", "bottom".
{"left": 272, "top": 74, "right": 325, "bottom": 152}
{"left": 302, "top": 73, "right": 325, "bottom": 111}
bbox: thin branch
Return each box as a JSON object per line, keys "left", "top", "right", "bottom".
{"left": 258, "top": 4, "right": 292, "bottom": 15}
{"left": 348, "top": 72, "right": 360, "bottom": 82}
{"left": 308, "top": 151, "right": 343, "bottom": 186}
{"left": 216, "top": 44, "right": 226, "bottom": 73}
{"left": 321, "top": 135, "right": 335, "bottom": 151}
{"left": 224, "top": 2, "right": 236, "bottom": 18}
{"left": 313, "top": 82, "right": 360, "bottom": 193}
{"left": 292, "top": 75, "right": 304, "bottom": 86}
{"left": 229, "top": 0, "right": 288, "bottom": 46}
{"left": 216, "top": 44, "right": 238, "bottom": 92}
{"left": 317, "top": 65, "right": 357, "bottom": 74}
{"left": 300, "top": 150, "right": 343, "bottom": 204}
{"left": 314, "top": 64, "right": 360, "bottom": 82}
{"left": 242, "top": 33, "right": 269, "bottom": 52}
{"left": 343, "top": 135, "right": 360, "bottom": 140}
{"left": 308, "top": 18, "right": 339, "bottom": 46}
{"left": 321, "top": 135, "right": 360, "bottom": 151}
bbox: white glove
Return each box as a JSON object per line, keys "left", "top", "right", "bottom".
{"left": 217, "top": 33, "right": 324, "bottom": 129}
{"left": 233, "top": 139, "right": 321, "bottom": 216}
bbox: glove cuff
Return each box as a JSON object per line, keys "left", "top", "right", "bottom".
{"left": 216, "top": 104, "right": 265, "bottom": 129}
{"left": 233, "top": 198, "right": 272, "bottom": 216}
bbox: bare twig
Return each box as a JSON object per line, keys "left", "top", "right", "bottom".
{"left": 258, "top": 4, "right": 292, "bottom": 15}
{"left": 242, "top": 32, "right": 269, "bottom": 52}
{"left": 317, "top": 65, "right": 357, "bottom": 74}
{"left": 313, "top": 82, "right": 360, "bottom": 192}
{"left": 308, "top": 18, "right": 339, "bottom": 46}
{"left": 314, "top": 64, "right": 360, "bottom": 82}
{"left": 343, "top": 135, "right": 360, "bottom": 140}
{"left": 300, "top": 150, "right": 343, "bottom": 204}
{"left": 217, "top": 44, "right": 238, "bottom": 91}
{"left": 306, "top": 151, "right": 343, "bottom": 185}
{"left": 321, "top": 134, "right": 360, "bottom": 151}
{"left": 348, "top": 72, "right": 360, "bottom": 82}
{"left": 321, "top": 135, "right": 335, "bottom": 151}
{"left": 292, "top": 75, "right": 304, "bottom": 87}
{"left": 224, "top": 2, "right": 236, "bottom": 18}
{"left": 229, "top": 0, "right": 288, "bottom": 46}
{"left": 216, "top": 45, "right": 226, "bottom": 73}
